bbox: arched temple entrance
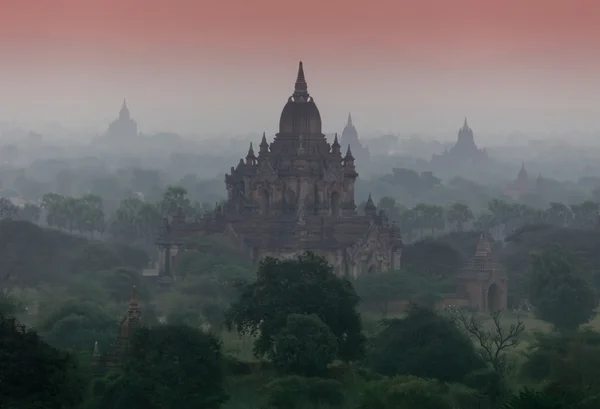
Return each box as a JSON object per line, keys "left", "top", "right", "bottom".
{"left": 487, "top": 282, "right": 501, "bottom": 312}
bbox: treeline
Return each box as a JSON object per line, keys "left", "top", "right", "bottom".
{"left": 374, "top": 197, "right": 600, "bottom": 242}
{"left": 0, "top": 186, "right": 217, "bottom": 245}
{"left": 3, "top": 187, "right": 600, "bottom": 248}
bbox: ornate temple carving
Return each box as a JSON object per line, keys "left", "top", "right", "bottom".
{"left": 156, "top": 62, "right": 403, "bottom": 278}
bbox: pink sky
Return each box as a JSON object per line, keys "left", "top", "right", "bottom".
{"left": 0, "top": 0, "right": 599, "bottom": 135}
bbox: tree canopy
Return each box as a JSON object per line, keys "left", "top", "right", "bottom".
{"left": 528, "top": 245, "right": 597, "bottom": 331}
{"left": 87, "top": 325, "right": 228, "bottom": 409}
{"left": 225, "top": 251, "right": 365, "bottom": 361}
{"left": 269, "top": 313, "right": 338, "bottom": 377}
{"left": 367, "top": 304, "right": 484, "bottom": 383}
{"left": 0, "top": 313, "right": 84, "bottom": 408}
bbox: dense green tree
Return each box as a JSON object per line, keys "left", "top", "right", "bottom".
{"left": 225, "top": 251, "right": 365, "bottom": 361}
{"left": 401, "top": 238, "right": 463, "bottom": 281}
{"left": 521, "top": 329, "right": 600, "bottom": 400}
{"left": 367, "top": 304, "right": 484, "bottom": 383}
{"left": 88, "top": 324, "right": 227, "bottom": 409}
{"left": 37, "top": 299, "right": 118, "bottom": 353}
{"left": 269, "top": 313, "right": 338, "bottom": 377}
{"left": 0, "top": 313, "right": 84, "bottom": 408}
{"left": 528, "top": 246, "right": 597, "bottom": 331}
{"left": 0, "top": 219, "right": 148, "bottom": 289}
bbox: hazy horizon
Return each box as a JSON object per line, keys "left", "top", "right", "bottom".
{"left": 1, "top": 0, "right": 600, "bottom": 136}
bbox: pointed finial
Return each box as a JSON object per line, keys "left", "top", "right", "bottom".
{"left": 347, "top": 112, "right": 353, "bottom": 126}
{"left": 259, "top": 132, "right": 269, "bottom": 154}
{"left": 120, "top": 99, "right": 130, "bottom": 118}
{"left": 332, "top": 133, "right": 340, "bottom": 147}
{"left": 247, "top": 142, "right": 255, "bottom": 156}
{"left": 294, "top": 61, "right": 308, "bottom": 96}
{"left": 345, "top": 144, "right": 354, "bottom": 160}
{"left": 463, "top": 117, "right": 468, "bottom": 128}
{"left": 365, "top": 193, "right": 376, "bottom": 214}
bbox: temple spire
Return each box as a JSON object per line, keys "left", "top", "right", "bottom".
{"left": 365, "top": 193, "right": 377, "bottom": 216}
{"left": 246, "top": 142, "right": 257, "bottom": 165}
{"left": 366, "top": 193, "right": 375, "bottom": 207}
{"left": 331, "top": 133, "right": 341, "bottom": 155}
{"left": 332, "top": 133, "right": 340, "bottom": 147}
{"left": 259, "top": 132, "right": 269, "bottom": 155}
{"left": 119, "top": 98, "right": 130, "bottom": 119}
{"left": 345, "top": 144, "right": 354, "bottom": 160}
{"left": 347, "top": 112, "right": 353, "bottom": 126}
{"left": 463, "top": 117, "right": 468, "bottom": 129}
{"left": 294, "top": 61, "right": 308, "bottom": 97}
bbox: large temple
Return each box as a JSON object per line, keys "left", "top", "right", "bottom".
{"left": 430, "top": 118, "right": 489, "bottom": 169}
{"left": 504, "top": 163, "right": 539, "bottom": 200}
{"left": 104, "top": 99, "right": 139, "bottom": 140}
{"left": 340, "top": 113, "right": 370, "bottom": 165}
{"left": 156, "top": 62, "right": 403, "bottom": 278}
